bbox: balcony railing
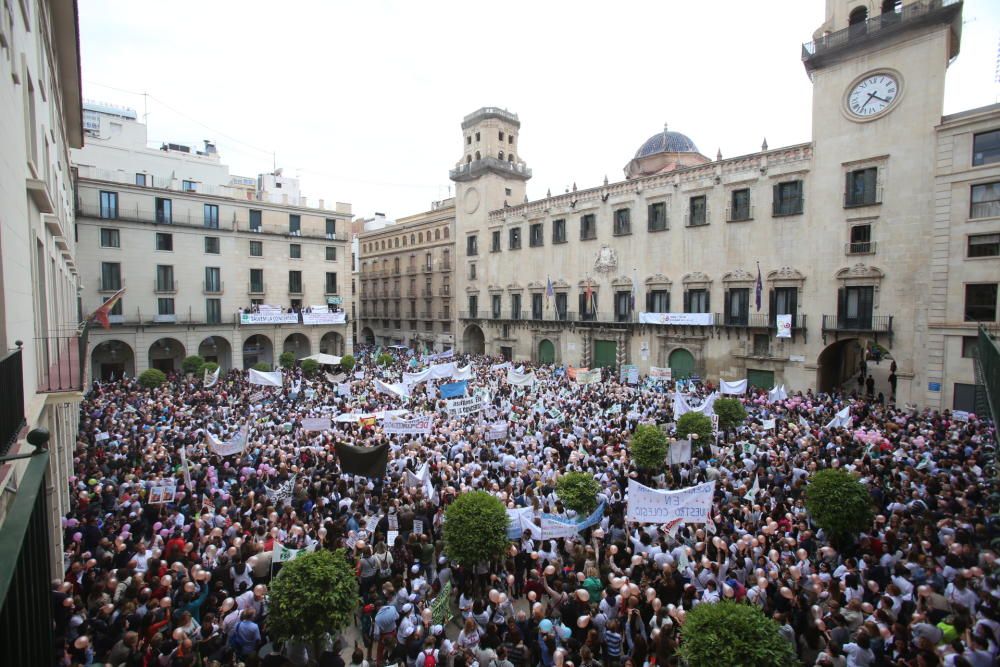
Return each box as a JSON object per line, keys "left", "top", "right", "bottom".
{"left": 846, "top": 241, "right": 877, "bottom": 255}
{"left": 35, "top": 335, "right": 84, "bottom": 393}
{"left": 726, "top": 204, "right": 754, "bottom": 222}
{"left": 423, "top": 265, "right": 433, "bottom": 273}
{"left": 441, "top": 262, "right": 451, "bottom": 271}
{"left": 203, "top": 281, "right": 224, "bottom": 294}
{"left": 439, "top": 286, "right": 451, "bottom": 296}
{"left": 248, "top": 282, "right": 266, "bottom": 295}
{"left": 0, "top": 347, "right": 25, "bottom": 456}
{"left": 449, "top": 157, "right": 532, "bottom": 181}
{"left": 422, "top": 288, "right": 433, "bottom": 297}
{"left": 822, "top": 314, "right": 893, "bottom": 333}
{"left": 407, "top": 266, "right": 417, "bottom": 274}
{"left": 844, "top": 189, "right": 882, "bottom": 208}
{"left": 773, "top": 198, "right": 804, "bottom": 217}
{"left": 802, "top": 1, "right": 962, "bottom": 70}
{"left": 154, "top": 279, "right": 178, "bottom": 293}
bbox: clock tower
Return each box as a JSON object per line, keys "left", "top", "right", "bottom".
{"left": 804, "top": 0, "right": 963, "bottom": 405}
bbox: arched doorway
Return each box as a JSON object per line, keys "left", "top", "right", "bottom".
{"left": 463, "top": 324, "right": 486, "bottom": 355}
{"left": 538, "top": 339, "right": 555, "bottom": 364}
{"left": 360, "top": 327, "right": 376, "bottom": 346}
{"left": 320, "top": 331, "right": 345, "bottom": 356}
{"left": 242, "top": 334, "right": 273, "bottom": 369}
{"left": 198, "top": 336, "right": 232, "bottom": 370}
{"left": 283, "top": 333, "right": 311, "bottom": 359}
{"left": 818, "top": 338, "right": 895, "bottom": 396}
{"left": 91, "top": 340, "right": 135, "bottom": 380}
{"left": 668, "top": 348, "right": 695, "bottom": 379}
{"left": 148, "top": 338, "right": 185, "bottom": 374}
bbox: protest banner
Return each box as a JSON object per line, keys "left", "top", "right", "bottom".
{"left": 439, "top": 381, "right": 468, "bottom": 399}
{"left": 205, "top": 425, "right": 249, "bottom": 456}
{"left": 384, "top": 415, "right": 434, "bottom": 436}
{"left": 302, "top": 310, "right": 347, "bottom": 325}
{"left": 430, "top": 581, "right": 452, "bottom": 625}
{"left": 720, "top": 379, "right": 748, "bottom": 395}
{"left": 575, "top": 368, "right": 601, "bottom": 385}
{"left": 446, "top": 391, "right": 490, "bottom": 417}
{"left": 485, "top": 422, "right": 509, "bottom": 441}
{"left": 639, "top": 312, "right": 713, "bottom": 326}
{"left": 668, "top": 439, "right": 692, "bottom": 465}
{"left": 273, "top": 542, "right": 317, "bottom": 563}
{"left": 507, "top": 368, "right": 537, "bottom": 387}
{"left": 240, "top": 311, "right": 298, "bottom": 325}
{"left": 625, "top": 479, "right": 715, "bottom": 524}
{"left": 301, "top": 418, "right": 331, "bottom": 432}
{"left": 248, "top": 368, "right": 282, "bottom": 387}
{"left": 649, "top": 366, "right": 672, "bottom": 381}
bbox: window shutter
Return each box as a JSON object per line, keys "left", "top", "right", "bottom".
{"left": 769, "top": 289, "right": 776, "bottom": 327}
{"left": 683, "top": 290, "right": 691, "bottom": 313}
{"left": 772, "top": 184, "right": 780, "bottom": 213}
{"left": 579, "top": 293, "right": 586, "bottom": 315}
{"left": 646, "top": 291, "right": 653, "bottom": 312}
{"left": 723, "top": 290, "right": 731, "bottom": 321}
{"left": 666, "top": 291, "right": 671, "bottom": 313}
{"left": 789, "top": 289, "right": 797, "bottom": 318}
{"left": 837, "top": 287, "right": 846, "bottom": 321}
{"left": 845, "top": 172, "right": 852, "bottom": 204}
{"left": 705, "top": 290, "right": 710, "bottom": 314}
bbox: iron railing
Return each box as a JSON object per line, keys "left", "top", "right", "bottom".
{"left": 35, "top": 335, "right": 84, "bottom": 393}
{"left": 822, "top": 314, "right": 894, "bottom": 333}
{"left": 974, "top": 324, "right": 999, "bottom": 446}
{"left": 0, "top": 347, "right": 24, "bottom": 456}
{"left": 846, "top": 241, "right": 877, "bottom": 255}
{"left": 0, "top": 452, "right": 53, "bottom": 666}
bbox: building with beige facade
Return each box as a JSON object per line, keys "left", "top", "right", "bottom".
{"left": 447, "top": 0, "right": 996, "bottom": 412}
{"left": 356, "top": 200, "right": 456, "bottom": 351}
{"left": 72, "top": 107, "right": 353, "bottom": 377}
{"left": 0, "top": 0, "right": 85, "bottom": 597}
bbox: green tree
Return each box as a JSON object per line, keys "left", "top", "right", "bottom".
{"left": 181, "top": 355, "right": 205, "bottom": 375}
{"left": 629, "top": 424, "right": 669, "bottom": 470}
{"left": 805, "top": 468, "right": 874, "bottom": 547}
{"left": 268, "top": 549, "right": 359, "bottom": 661}
{"left": 252, "top": 361, "right": 272, "bottom": 372}
{"left": 301, "top": 358, "right": 319, "bottom": 378}
{"left": 676, "top": 412, "right": 714, "bottom": 443}
{"left": 376, "top": 352, "right": 394, "bottom": 367}
{"left": 339, "top": 354, "right": 356, "bottom": 372}
{"left": 138, "top": 368, "right": 166, "bottom": 389}
{"left": 556, "top": 472, "right": 600, "bottom": 515}
{"left": 443, "top": 491, "right": 509, "bottom": 567}
{"left": 679, "top": 600, "right": 795, "bottom": 667}
{"left": 279, "top": 351, "right": 296, "bottom": 369}
{"left": 202, "top": 361, "right": 220, "bottom": 375}
{"left": 713, "top": 397, "right": 747, "bottom": 433}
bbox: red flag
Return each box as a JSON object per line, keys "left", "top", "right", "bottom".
{"left": 88, "top": 288, "right": 125, "bottom": 330}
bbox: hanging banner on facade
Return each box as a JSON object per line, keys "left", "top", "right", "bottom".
{"left": 384, "top": 415, "right": 434, "bottom": 436}
{"left": 302, "top": 310, "right": 347, "bottom": 325}
{"left": 575, "top": 369, "right": 602, "bottom": 385}
{"left": 639, "top": 312, "right": 714, "bottom": 326}
{"left": 649, "top": 366, "right": 672, "bottom": 381}
{"left": 240, "top": 311, "right": 299, "bottom": 325}
{"left": 625, "top": 479, "right": 715, "bottom": 524}
{"left": 446, "top": 391, "right": 490, "bottom": 417}
{"left": 775, "top": 313, "right": 792, "bottom": 338}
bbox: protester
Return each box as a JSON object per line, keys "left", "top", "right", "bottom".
{"left": 58, "top": 347, "right": 997, "bottom": 666}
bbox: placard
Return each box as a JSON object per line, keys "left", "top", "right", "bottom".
{"left": 446, "top": 391, "right": 490, "bottom": 417}
{"left": 383, "top": 415, "right": 434, "bottom": 436}
{"left": 301, "top": 417, "right": 331, "bottom": 432}
{"left": 624, "top": 479, "right": 715, "bottom": 524}
{"left": 147, "top": 484, "right": 177, "bottom": 505}
{"left": 649, "top": 366, "right": 672, "bottom": 381}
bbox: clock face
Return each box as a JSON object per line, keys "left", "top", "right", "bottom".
{"left": 847, "top": 73, "right": 899, "bottom": 118}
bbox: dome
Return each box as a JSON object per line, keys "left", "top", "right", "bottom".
{"left": 634, "top": 126, "right": 698, "bottom": 158}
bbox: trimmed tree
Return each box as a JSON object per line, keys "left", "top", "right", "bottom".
{"left": 268, "top": 549, "right": 358, "bottom": 661}
{"left": 252, "top": 361, "right": 272, "bottom": 372}
{"left": 679, "top": 600, "right": 795, "bottom": 667}
{"left": 713, "top": 397, "right": 746, "bottom": 433}
{"left": 138, "top": 368, "right": 167, "bottom": 389}
{"left": 181, "top": 355, "right": 205, "bottom": 375}
{"left": 376, "top": 352, "right": 394, "bottom": 367}
{"left": 443, "top": 490, "right": 509, "bottom": 567}
{"left": 556, "top": 472, "right": 600, "bottom": 515}
{"left": 676, "top": 412, "right": 714, "bottom": 443}
{"left": 339, "top": 354, "right": 356, "bottom": 372}
{"left": 805, "top": 468, "right": 874, "bottom": 547}
{"left": 301, "top": 358, "right": 319, "bottom": 378}
{"left": 279, "top": 351, "right": 296, "bottom": 369}
{"left": 629, "top": 424, "right": 669, "bottom": 470}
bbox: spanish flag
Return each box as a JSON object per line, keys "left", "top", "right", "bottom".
{"left": 84, "top": 287, "right": 126, "bottom": 330}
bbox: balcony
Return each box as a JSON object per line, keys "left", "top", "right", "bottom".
{"left": 822, "top": 314, "right": 893, "bottom": 343}
{"left": 422, "top": 288, "right": 433, "bottom": 297}
{"left": 248, "top": 282, "right": 266, "bottom": 295}
{"left": 726, "top": 204, "right": 754, "bottom": 222}
{"left": 437, "top": 312, "right": 451, "bottom": 321}
{"left": 772, "top": 198, "right": 804, "bottom": 217}
{"left": 423, "top": 265, "right": 433, "bottom": 273}
{"left": 441, "top": 262, "right": 451, "bottom": 272}
{"left": 98, "top": 282, "right": 123, "bottom": 294}
{"left": 844, "top": 188, "right": 882, "bottom": 208}
{"left": 407, "top": 266, "right": 417, "bottom": 275}
{"left": 1, "top": 347, "right": 25, "bottom": 455}
{"left": 391, "top": 289, "right": 400, "bottom": 298}
{"left": 449, "top": 156, "right": 532, "bottom": 182}
{"left": 802, "top": 1, "right": 962, "bottom": 73}
{"left": 203, "top": 281, "right": 224, "bottom": 295}
{"left": 153, "top": 313, "right": 177, "bottom": 323}
{"left": 154, "top": 279, "right": 178, "bottom": 294}
{"left": 288, "top": 285, "right": 304, "bottom": 296}
{"left": 439, "top": 286, "right": 451, "bottom": 296}
{"left": 845, "top": 241, "right": 877, "bottom": 255}
{"left": 34, "top": 335, "right": 84, "bottom": 393}
{"left": 392, "top": 268, "right": 400, "bottom": 276}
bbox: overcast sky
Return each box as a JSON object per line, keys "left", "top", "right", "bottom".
{"left": 79, "top": 0, "right": 1000, "bottom": 220}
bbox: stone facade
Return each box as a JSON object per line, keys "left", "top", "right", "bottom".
{"left": 356, "top": 202, "right": 456, "bottom": 351}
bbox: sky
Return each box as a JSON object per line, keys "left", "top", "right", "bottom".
{"left": 79, "top": 0, "right": 1000, "bottom": 220}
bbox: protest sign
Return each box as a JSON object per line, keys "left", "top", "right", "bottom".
{"left": 301, "top": 418, "right": 331, "bottom": 432}
{"left": 446, "top": 391, "right": 490, "bottom": 417}
{"left": 384, "top": 415, "right": 434, "bottom": 436}
{"left": 649, "top": 366, "right": 672, "bottom": 381}
{"left": 668, "top": 439, "right": 692, "bottom": 465}
{"left": 625, "top": 479, "right": 715, "bottom": 524}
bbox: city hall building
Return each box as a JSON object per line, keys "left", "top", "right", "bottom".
{"left": 428, "top": 0, "right": 998, "bottom": 411}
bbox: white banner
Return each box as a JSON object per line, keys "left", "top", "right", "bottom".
{"left": 507, "top": 368, "right": 537, "bottom": 387}
{"left": 205, "top": 425, "right": 250, "bottom": 457}
{"left": 720, "top": 379, "right": 748, "bottom": 395}
{"left": 776, "top": 313, "right": 792, "bottom": 338}
{"left": 673, "top": 391, "right": 719, "bottom": 418}
{"left": 767, "top": 385, "right": 788, "bottom": 402}
{"left": 273, "top": 541, "right": 317, "bottom": 563}
{"left": 384, "top": 415, "right": 434, "bottom": 435}
{"left": 240, "top": 312, "right": 298, "bottom": 325}
{"left": 649, "top": 366, "right": 673, "bottom": 381}
{"left": 639, "top": 312, "right": 714, "bottom": 326}
{"left": 491, "top": 361, "right": 512, "bottom": 371}
{"left": 625, "top": 479, "right": 715, "bottom": 524}
{"left": 427, "top": 348, "right": 454, "bottom": 361}
{"left": 668, "top": 439, "right": 692, "bottom": 465}
{"left": 452, "top": 364, "right": 473, "bottom": 380}
{"left": 337, "top": 382, "right": 352, "bottom": 397}
{"left": 446, "top": 391, "right": 490, "bottom": 417}
{"left": 575, "top": 369, "right": 601, "bottom": 385}
{"left": 825, "top": 405, "right": 852, "bottom": 429}
{"left": 204, "top": 366, "right": 220, "bottom": 388}
{"left": 265, "top": 475, "right": 297, "bottom": 506}
{"left": 485, "top": 422, "right": 509, "bottom": 441}
{"left": 761, "top": 418, "right": 776, "bottom": 430}
{"left": 302, "top": 311, "right": 347, "bottom": 325}
{"left": 301, "top": 417, "right": 332, "bottom": 432}
{"left": 375, "top": 379, "right": 411, "bottom": 399}
{"left": 248, "top": 369, "right": 282, "bottom": 387}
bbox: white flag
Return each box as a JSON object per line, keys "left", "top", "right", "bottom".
{"left": 744, "top": 474, "right": 760, "bottom": 501}
{"left": 248, "top": 368, "right": 283, "bottom": 387}
{"left": 265, "top": 475, "right": 297, "bottom": 506}
{"left": 203, "top": 366, "right": 220, "bottom": 388}
{"left": 825, "top": 406, "right": 851, "bottom": 429}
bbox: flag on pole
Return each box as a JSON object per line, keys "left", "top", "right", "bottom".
{"left": 584, "top": 280, "right": 594, "bottom": 317}
{"left": 546, "top": 276, "right": 554, "bottom": 308}
{"left": 755, "top": 262, "right": 763, "bottom": 312}
{"left": 83, "top": 287, "right": 126, "bottom": 331}
{"left": 630, "top": 268, "right": 637, "bottom": 313}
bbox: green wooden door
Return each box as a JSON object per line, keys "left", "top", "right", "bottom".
{"left": 668, "top": 348, "right": 695, "bottom": 379}
{"left": 747, "top": 368, "right": 775, "bottom": 390}
{"left": 593, "top": 340, "right": 616, "bottom": 368}
{"left": 538, "top": 339, "right": 555, "bottom": 364}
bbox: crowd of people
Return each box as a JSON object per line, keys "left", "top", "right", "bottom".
{"left": 57, "top": 348, "right": 998, "bottom": 667}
